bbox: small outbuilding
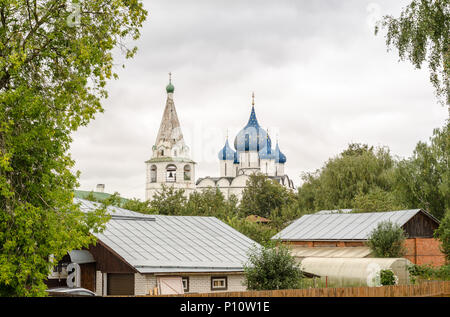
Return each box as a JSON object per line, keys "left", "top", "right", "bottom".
{"left": 273, "top": 209, "right": 444, "bottom": 266}
{"left": 46, "top": 198, "right": 259, "bottom": 296}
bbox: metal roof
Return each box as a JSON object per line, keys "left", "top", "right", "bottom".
{"left": 75, "top": 198, "right": 259, "bottom": 273}
{"left": 273, "top": 209, "right": 428, "bottom": 241}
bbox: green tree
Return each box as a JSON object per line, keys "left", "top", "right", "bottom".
{"left": 149, "top": 185, "right": 187, "bottom": 215}
{"left": 184, "top": 188, "right": 237, "bottom": 218}
{"left": 435, "top": 210, "right": 450, "bottom": 262}
{"left": 121, "top": 198, "right": 153, "bottom": 214}
{"left": 244, "top": 244, "right": 303, "bottom": 290}
{"left": 375, "top": 0, "right": 450, "bottom": 105}
{"left": 297, "top": 143, "right": 397, "bottom": 212}
{"left": 225, "top": 216, "right": 277, "bottom": 246}
{"left": 367, "top": 221, "right": 407, "bottom": 258}
{"left": 352, "top": 188, "right": 407, "bottom": 213}
{"left": 0, "top": 0, "right": 146, "bottom": 296}
{"left": 393, "top": 122, "right": 449, "bottom": 219}
{"left": 240, "top": 173, "right": 296, "bottom": 218}
{"left": 269, "top": 203, "right": 307, "bottom": 232}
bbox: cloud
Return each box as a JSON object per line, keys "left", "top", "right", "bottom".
{"left": 71, "top": 0, "right": 448, "bottom": 199}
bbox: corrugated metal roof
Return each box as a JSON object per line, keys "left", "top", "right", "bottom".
{"left": 74, "top": 198, "right": 258, "bottom": 273}
{"left": 273, "top": 209, "right": 423, "bottom": 241}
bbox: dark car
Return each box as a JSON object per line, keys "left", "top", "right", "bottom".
{"left": 46, "top": 287, "right": 97, "bottom": 297}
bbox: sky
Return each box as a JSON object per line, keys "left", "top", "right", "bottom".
{"left": 71, "top": 0, "right": 448, "bottom": 200}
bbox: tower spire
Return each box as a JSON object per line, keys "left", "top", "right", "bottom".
{"left": 166, "top": 72, "right": 174, "bottom": 93}
{"left": 252, "top": 92, "right": 255, "bottom": 106}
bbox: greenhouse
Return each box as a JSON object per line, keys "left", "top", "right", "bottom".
{"left": 299, "top": 257, "right": 411, "bottom": 287}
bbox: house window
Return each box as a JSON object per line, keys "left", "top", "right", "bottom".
{"left": 184, "top": 165, "right": 191, "bottom": 181}
{"left": 211, "top": 276, "right": 227, "bottom": 291}
{"left": 182, "top": 277, "right": 189, "bottom": 292}
{"left": 166, "top": 164, "right": 177, "bottom": 182}
{"left": 150, "top": 165, "right": 157, "bottom": 183}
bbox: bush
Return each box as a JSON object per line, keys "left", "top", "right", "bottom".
{"left": 408, "top": 264, "right": 450, "bottom": 283}
{"left": 367, "top": 221, "right": 407, "bottom": 257}
{"left": 379, "top": 269, "right": 398, "bottom": 285}
{"left": 244, "top": 244, "right": 303, "bottom": 290}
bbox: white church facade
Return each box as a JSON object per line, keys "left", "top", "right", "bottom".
{"left": 196, "top": 93, "right": 294, "bottom": 200}
{"left": 145, "top": 75, "right": 196, "bottom": 201}
{"left": 145, "top": 76, "right": 294, "bottom": 201}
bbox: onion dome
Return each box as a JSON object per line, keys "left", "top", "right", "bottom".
{"left": 218, "top": 139, "right": 236, "bottom": 160}
{"left": 234, "top": 106, "right": 268, "bottom": 152}
{"left": 274, "top": 141, "right": 287, "bottom": 164}
{"left": 166, "top": 72, "right": 175, "bottom": 93}
{"left": 233, "top": 151, "right": 240, "bottom": 164}
{"left": 258, "top": 135, "right": 276, "bottom": 160}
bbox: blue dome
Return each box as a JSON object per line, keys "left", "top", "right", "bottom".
{"left": 233, "top": 151, "right": 240, "bottom": 164}
{"left": 274, "top": 142, "right": 287, "bottom": 164}
{"left": 234, "top": 106, "right": 268, "bottom": 152}
{"left": 258, "top": 136, "right": 276, "bottom": 160}
{"left": 218, "top": 139, "right": 236, "bottom": 161}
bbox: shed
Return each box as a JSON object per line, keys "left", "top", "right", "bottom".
{"left": 47, "top": 198, "right": 259, "bottom": 296}
{"left": 273, "top": 209, "right": 444, "bottom": 266}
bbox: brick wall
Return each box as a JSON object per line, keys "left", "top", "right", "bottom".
{"left": 404, "top": 238, "right": 445, "bottom": 266}
{"left": 134, "top": 273, "right": 246, "bottom": 296}
{"left": 284, "top": 238, "right": 446, "bottom": 267}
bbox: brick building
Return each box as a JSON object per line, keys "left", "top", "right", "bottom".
{"left": 273, "top": 209, "right": 445, "bottom": 266}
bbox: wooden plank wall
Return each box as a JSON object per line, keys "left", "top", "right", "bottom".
{"left": 147, "top": 281, "right": 450, "bottom": 297}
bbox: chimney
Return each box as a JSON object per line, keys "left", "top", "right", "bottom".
{"left": 96, "top": 184, "right": 105, "bottom": 193}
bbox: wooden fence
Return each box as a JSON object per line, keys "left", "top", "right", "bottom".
{"left": 151, "top": 281, "right": 450, "bottom": 297}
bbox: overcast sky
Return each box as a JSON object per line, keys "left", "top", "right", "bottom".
{"left": 71, "top": 0, "right": 448, "bottom": 200}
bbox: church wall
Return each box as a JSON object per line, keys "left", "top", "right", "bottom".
{"left": 220, "top": 160, "right": 235, "bottom": 177}
{"left": 260, "top": 159, "right": 276, "bottom": 176}
{"left": 145, "top": 161, "right": 196, "bottom": 201}
{"left": 239, "top": 151, "right": 259, "bottom": 169}
{"left": 276, "top": 163, "right": 284, "bottom": 176}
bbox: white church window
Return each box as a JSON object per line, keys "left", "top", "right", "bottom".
{"left": 150, "top": 165, "right": 157, "bottom": 183}
{"left": 184, "top": 165, "right": 191, "bottom": 181}
{"left": 166, "top": 164, "right": 177, "bottom": 182}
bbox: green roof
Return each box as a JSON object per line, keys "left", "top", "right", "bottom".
{"left": 74, "top": 190, "right": 130, "bottom": 204}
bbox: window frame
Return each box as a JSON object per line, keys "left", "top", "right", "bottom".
{"left": 210, "top": 276, "right": 227, "bottom": 291}
{"left": 182, "top": 277, "right": 189, "bottom": 293}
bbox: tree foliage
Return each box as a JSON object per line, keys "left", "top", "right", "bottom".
{"left": 435, "top": 210, "right": 450, "bottom": 262}
{"left": 367, "top": 221, "right": 407, "bottom": 258}
{"left": 393, "top": 122, "right": 449, "bottom": 219}
{"left": 243, "top": 244, "right": 303, "bottom": 290}
{"left": 376, "top": 0, "right": 450, "bottom": 105}
{"left": 225, "top": 216, "right": 277, "bottom": 246}
{"left": 148, "top": 185, "right": 187, "bottom": 215}
{"left": 0, "top": 0, "right": 146, "bottom": 296}
{"left": 352, "top": 188, "right": 406, "bottom": 213}
{"left": 239, "top": 173, "right": 296, "bottom": 219}
{"left": 297, "top": 143, "right": 396, "bottom": 212}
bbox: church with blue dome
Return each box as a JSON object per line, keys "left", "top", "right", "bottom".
{"left": 196, "top": 93, "right": 294, "bottom": 200}
{"left": 145, "top": 75, "right": 294, "bottom": 201}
